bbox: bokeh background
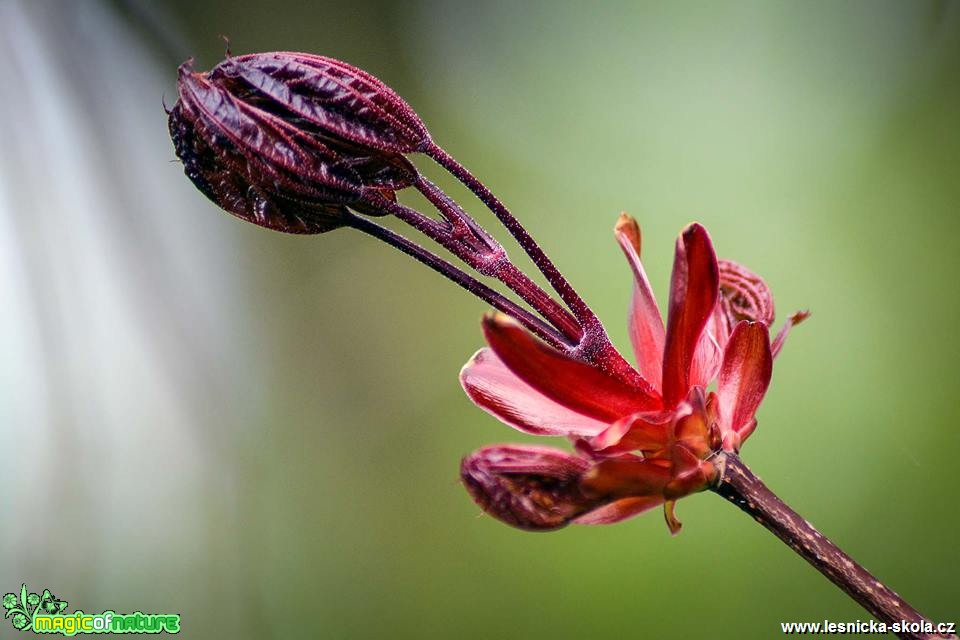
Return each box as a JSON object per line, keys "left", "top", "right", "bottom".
{"left": 1, "top": 0, "right": 958, "bottom": 637}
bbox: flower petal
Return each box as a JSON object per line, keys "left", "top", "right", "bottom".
{"left": 665, "top": 445, "right": 716, "bottom": 498}
{"left": 580, "top": 455, "right": 673, "bottom": 498}
{"left": 482, "top": 313, "right": 660, "bottom": 422}
{"left": 573, "top": 496, "right": 664, "bottom": 525}
{"left": 589, "top": 408, "right": 681, "bottom": 456}
{"left": 689, "top": 326, "right": 722, "bottom": 388}
{"left": 717, "top": 321, "right": 773, "bottom": 448}
{"left": 672, "top": 389, "right": 713, "bottom": 458}
{"left": 662, "top": 223, "right": 719, "bottom": 407}
{"left": 460, "top": 349, "right": 611, "bottom": 437}
{"left": 615, "top": 214, "right": 665, "bottom": 390}
{"left": 771, "top": 310, "right": 810, "bottom": 359}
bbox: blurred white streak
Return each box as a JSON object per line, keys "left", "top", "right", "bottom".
{"left": 0, "top": 0, "right": 258, "bottom": 606}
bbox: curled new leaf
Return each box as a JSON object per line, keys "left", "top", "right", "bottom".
{"left": 718, "top": 259, "right": 776, "bottom": 327}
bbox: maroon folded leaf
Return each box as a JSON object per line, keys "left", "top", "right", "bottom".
{"left": 210, "top": 52, "right": 431, "bottom": 154}
{"left": 169, "top": 106, "right": 346, "bottom": 233}
{"left": 169, "top": 57, "right": 423, "bottom": 233}
{"left": 460, "top": 445, "right": 595, "bottom": 531}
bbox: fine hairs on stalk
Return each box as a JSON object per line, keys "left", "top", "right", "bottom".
{"left": 167, "top": 50, "right": 954, "bottom": 639}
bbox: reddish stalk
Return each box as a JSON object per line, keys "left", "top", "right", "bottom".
{"left": 347, "top": 213, "right": 569, "bottom": 349}
{"left": 425, "top": 143, "right": 599, "bottom": 328}
{"left": 712, "top": 452, "right": 955, "bottom": 640}
{"left": 412, "top": 176, "right": 583, "bottom": 342}
{"left": 362, "top": 189, "right": 585, "bottom": 344}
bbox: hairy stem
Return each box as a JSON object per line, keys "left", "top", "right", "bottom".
{"left": 346, "top": 214, "right": 568, "bottom": 349}
{"left": 425, "top": 143, "right": 598, "bottom": 327}
{"left": 364, "top": 190, "right": 582, "bottom": 344}
{"left": 363, "top": 164, "right": 644, "bottom": 385}
{"left": 711, "top": 452, "right": 954, "bottom": 640}
{"left": 413, "top": 177, "right": 583, "bottom": 342}
{"left": 414, "top": 176, "right": 500, "bottom": 252}
{"left": 489, "top": 260, "right": 582, "bottom": 343}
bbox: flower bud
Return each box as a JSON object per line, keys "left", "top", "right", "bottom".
{"left": 168, "top": 56, "right": 420, "bottom": 233}
{"left": 460, "top": 445, "right": 594, "bottom": 531}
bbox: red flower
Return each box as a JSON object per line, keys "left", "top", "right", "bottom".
{"left": 460, "top": 215, "right": 808, "bottom": 532}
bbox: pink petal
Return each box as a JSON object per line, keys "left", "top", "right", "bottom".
{"left": 662, "top": 224, "right": 719, "bottom": 407}
{"left": 689, "top": 327, "right": 722, "bottom": 388}
{"left": 589, "top": 408, "right": 680, "bottom": 456}
{"left": 671, "top": 390, "right": 712, "bottom": 458}
{"left": 771, "top": 310, "right": 811, "bottom": 359}
{"left": 665, "top": 445, "right": 715, "bottom": 497}
{"left": 573, "top": 496, "right": 664, "bottom": 525}
{"left": 615, "top": 214, "right": 665, "bottom": 390}
{"left": 580, "top": 455, "right": 673, "bottom": 498}
{"left": 689, "top": 297, "right": 735, "bottom": 387}
{"left": 460, "top": 349, "right": 611, "bottom": 437}
{"left": 717, "top": 321, "right": 773, "bottom": 446}
{"left": 708, "top": 300, "right": 734, "bottom": 350}
{"left": 482, "top": 314, "right": 660, "bottom": 422}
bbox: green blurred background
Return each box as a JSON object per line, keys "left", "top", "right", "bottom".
{"left": 1, "top": 0, "right": 957, "bottom": 637}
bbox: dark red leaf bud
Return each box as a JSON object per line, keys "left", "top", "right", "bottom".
{"left": 168, "top": 55, "right": 423, "bottom": 234}
{"left": 460, "top": 445, "right": 596, "bottom": 531}
{"left": 210, "top": 52, "right": 431, "bottom": 154}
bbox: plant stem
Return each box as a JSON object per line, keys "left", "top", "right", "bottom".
{"left": 489, "top": 260, "right": 583, "bottom": 343}
{"left": 346, "top": 214, "right": 569, "bottom": 349}
{"left": 425, "top": 143, "right": 598, "bottom": 327}
{"left": 711, "top": 452, "right": 954, "bottom": 640}
{"left": 365, "top": 189, "right": 583, "bottom": 343}
{"left": 414, "top": 175, "right": 500, "bottom": 252}
{"left": 413, "top": 175, "right": 582, "bottom": 342}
